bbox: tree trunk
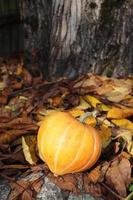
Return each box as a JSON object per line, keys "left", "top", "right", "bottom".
{"left": 21, "top": 0, "right": 133, "bottom": 80}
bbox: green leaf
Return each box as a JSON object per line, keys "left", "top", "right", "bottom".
{"left": 129, "top": 184, "right": 133, "bottom": 192}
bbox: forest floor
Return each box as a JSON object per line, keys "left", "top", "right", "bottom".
{"left": 0, "top": 56, "right": 133, "bottom": 200}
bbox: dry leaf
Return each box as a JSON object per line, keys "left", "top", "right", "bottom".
{"left": 84, "top": 180, "right": 103, "bottom": 197}
{"left": 107, "top": 107, "right": 133, "bottom": 119}
{"left": 97, "top": 125, "right": 112, "bottom": 149}
{"left": 112, "top": 119, "right": 133, "bottom": 130}
{"left": 74, "top": 74, "right": 102, "bottom": 92}
{"left": 97, "top": 116, "right": 115, "bottom": 127}
{"left": 22, "top": 135, "right": 38, "bottom": 165}
{"left": 21, "top": 190, "right": 33, "bottom": 200}
{"left": 0, "top": 95, "right": 8, "bottom": 105}
{"left": 68, "top": 108, "right": 85, "bottom": 118}
{"left": 87, "top": 166, "right": 102, "bottom": 184}
{"left": 84, "top": 116, "right": 97, "bottom": 127}
{"left": 31, "top": 178, "right": 44, "bottom": 193}
{"left": 48, "top": 173, "right": 80, "bottom": 194}
{"left": 96, "top": 81, "right": 114, "bottom": 95}
{"left": 8, "top": 180, "right": 29, "bottom": 200}
{"left": 97, "top": 78, "right": 132, "bottom": 103}
{"left": 120, "top": 95, "right": 133, "bottom": 108}
{"left": 76, "top": 96, "right": 91, "bottom": 110}
{"left": 113, "top": 129, "right": 133, "bottom": 155}
{"left": 15, "top": 64, "right": 23, "bottom": 75}
{"left": 51, "top": 96, "right": 62, "bottom": 107}
{"left": 105, "top": 158, "right": 131, "bottom": 197}
{"left": 84, "top": 95, "right": 110, "bottom": 111}
{"left": 0, "top": 60, "right": 132, "bottom": 200}
{"left": 37, "top": 108, "right": 57, "bottom": 116}
{"left": 22, "top": 68, "right": 32, "bottom": 85}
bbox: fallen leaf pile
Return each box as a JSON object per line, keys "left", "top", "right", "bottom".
{"left": 0, "top": 56, "right": 133, "bottom": 200}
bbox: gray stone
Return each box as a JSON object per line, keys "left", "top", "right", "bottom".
{"left": 0, "top": 176, "right": 102, "bottom": 200}
{"left": 37, "top": 177, "right": 63, "bottom": 200}
{"left": 37, "top": 177, "right": 102, "bottom": 200}
{"left": 0, "top": 179, "right": 11, "bottom": 200}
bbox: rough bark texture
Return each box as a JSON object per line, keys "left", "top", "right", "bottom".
{"left": 21, "top": 0, "right": 133, "bottom": 80}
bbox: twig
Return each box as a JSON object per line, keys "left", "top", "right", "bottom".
{"left": 124, "top": 192, "right": 133, "bottom": 200}
{"left": 8, "top": 77, "right": 68, "bottom": 98}
{"left": 101, "top": 182, "right": 124, "bottom": 200}
{"left": 0, "top": 164, "right": 31, "bottom": 169}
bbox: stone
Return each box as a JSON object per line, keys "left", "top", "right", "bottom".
{"left": 0, "top": 176, "right": 103, "bottom": 200}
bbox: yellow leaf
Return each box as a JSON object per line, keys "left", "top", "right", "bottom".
{"left": 68, "top": 108, "right": 85, "bottom": 118}
{"left": 84, "top": 95, "right": 110, "bottom": 111}
{"left": 84, "top": 116, "right": 97, "bottom": 127}
{"left": 97, "top": 125, "right": 112, "bottom": 149}
{"left": 76, "top": 97, "right": 91, "bottom": 110}
{"left": 22, "top": 135, "right": 38, "bottom": 165}
{"left": 37, "top": 108, "right": 57, "bottom": 116}
{"left": 84, "top": 95, "right": 100, "bottom": 107}
{"left": 112, "top": 119, "right": 133, "bottom": 130}
{"left": 107, "top": 107, "right": 133, "bottom": 119}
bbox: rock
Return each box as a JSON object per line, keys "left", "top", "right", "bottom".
{"left": 0, "top": 176, "right": 103, "bottom": 200}
{"left": 37, "top": 177, "right": 102, "bottom": 200}
{"left": 0, "top": 179, "right": 10, "bottom": 200}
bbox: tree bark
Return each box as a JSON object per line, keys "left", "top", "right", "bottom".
{"left": 21, "top": 0, "right": 133, "bottom": 80}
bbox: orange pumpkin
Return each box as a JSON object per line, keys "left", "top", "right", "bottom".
{"left": 37, "top": 111, "right": 101, "bottom": 175}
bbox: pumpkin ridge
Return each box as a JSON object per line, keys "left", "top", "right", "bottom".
{"left": 60, "top": 125, "right": 87, "bottom": 174}
{"left": 74, "top": 128, "right": 101, "bottom": 172}
{"left": 54, "top": 121, "right": 74, "bottom": 173}
{"left": 39, "top": 116, "right": 57, "bottom": 162}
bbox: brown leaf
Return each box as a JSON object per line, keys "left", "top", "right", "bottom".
{"left": 87, "top": 161, "right": 109, "bottom": 184}
{"left": 48, "top": 173, "right": 80, "bottom": 194}
{"left": 51, "top": 96, "right": 63, "bottom": 107}
{"left": 0, "top": 117, "right": 36, "bottom": 129}
{"left": 120, "top": 95, "right": 133, "bottom": 108}
{"left": 22, "top": 68, "right": 32, "bottom": 85}
{"left": 31, "top": 177, "right": 44, "bottom": 193}
{"left": 87, "top": 166, "right": 102, "bottom": 184}
{"left": 63, "top": 93, "right": 80, "bottom": 108}
{"left": 0, "top": 95, "right": 8, "bottom": 105}
{"left": 118, "top": 158, "right": 131, "bottom": 188}
{"left": 84, "top": 178, "right": 104, "bottom": 197}
{"left": 105, "top": 158, "right": 131, "bottom": 197}
{"left": 8, "top": 180, "right": 28, "bottom": 200}
{"left": 0, "top": 124, "right": 38, "bottom": 145}
{"left": 73, "top": 74, "right": 102, "bottom": 93}
{"left": 21, "top": 190, "right": 33, "bottom": 200}
{"left": 96, "top": 78, "right": 132, "bottom": 103}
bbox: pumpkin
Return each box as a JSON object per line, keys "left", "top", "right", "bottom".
{"left": 37, "top": 111, "right": 101, "bottom": 175}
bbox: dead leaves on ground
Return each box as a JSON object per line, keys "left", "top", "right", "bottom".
{"left": 0, "top": 59, "right": 133, "bottom": 199}
{"left": 49, "top": 157, "right": 131, "bottom": 199}
{"left": 8, "top": 173, "right": 44, "bottom": 200}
